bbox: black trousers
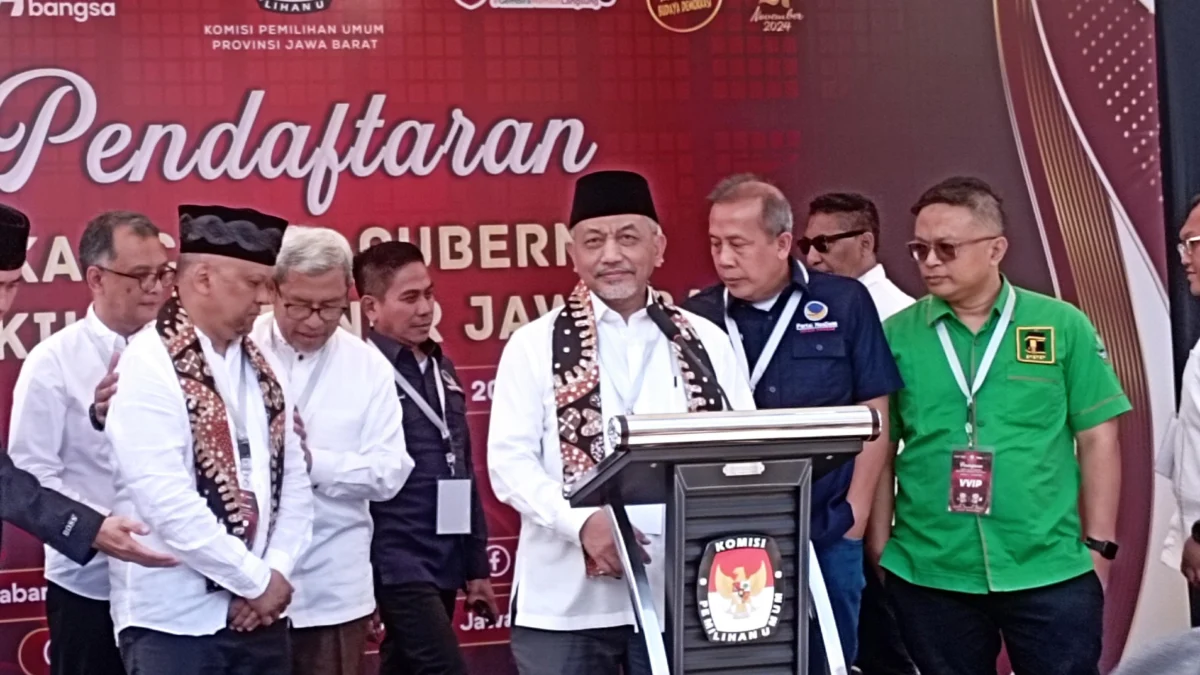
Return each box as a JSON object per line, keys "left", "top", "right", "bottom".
{"left": 855, "top": 565, "right": 917, "bottom": 675}
{"left": 509, "top": 625, "right": 651, "bottom": 675}
{"left": 886, "top": 572, "right": 1104, "bottom": 675}
{"left": 376, "top": 583, "right": 467, "bottom": 675}
{"left": 46, "top": 582, "right": 125, "bottom": 675}
{"left": 118, "top": 621, "right": 291, "bottom": 675}
{"left": 1189, "top": 584, "right": 1200, "bottom": 627}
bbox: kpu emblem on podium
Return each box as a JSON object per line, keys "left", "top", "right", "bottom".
{"left": 696, "top": 535, "right": 785, "bottom": 643}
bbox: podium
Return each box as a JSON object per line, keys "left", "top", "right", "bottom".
{"left": 567, "top": 406, "right": 879, "bottom": 675}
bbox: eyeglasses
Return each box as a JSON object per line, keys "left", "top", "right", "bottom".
{"left": 1177, "top": 235, "right": 1200, "bottom": 258}
{"left": 796, "top": 230, "right": 866, "bottom": 255}
{"left": 283, "top": 302, "right": 347, "bottom": 322}
{"left": 96, "top": 265, "right": 176, "bottom": 292}
{"left": 906, "top": 236, "right": 999, "bottom": 263}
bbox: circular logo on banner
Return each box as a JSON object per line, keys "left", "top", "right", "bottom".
{"left": 696, "top": 535, "right": 784, "bottom": 643}
{"left": 803, "top": 300, "right": 828, "bottom": 321}
{"left": 18, "top": 627, "right": 49, "bottom": 675}
{"left": 646, "top": 0, "right": 722, "bottom": 33}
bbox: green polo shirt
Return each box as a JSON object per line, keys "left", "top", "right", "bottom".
{"left": 881, "top": 279, "right": 1130, "bottom": 593}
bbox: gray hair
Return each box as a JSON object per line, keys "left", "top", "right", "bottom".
{"left": 79, "top": 211, "right": 160, "bottom": 270}
{"left": 708, "top": 173, "right": 794, "bottom": 237}
{"left": 274, "top": 226, "right": 353, "bottom": 286}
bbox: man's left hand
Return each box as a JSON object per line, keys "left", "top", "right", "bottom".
{"left": 464, "top": 579, "right": 499, "bottom": 626}
{"left": 1091, "top": 550, "right": 1111, "bottom": 591}
{"left": 94, "top": 517, "right": 179, "bottom": 567}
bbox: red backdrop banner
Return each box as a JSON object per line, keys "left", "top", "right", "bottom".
{"left": 0, "top": 0, "right": 1165, "bottom": 673}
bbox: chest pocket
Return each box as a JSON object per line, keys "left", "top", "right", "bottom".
{"left": 783, "top": 334, "right": 852, "bottom": 406}
{"left": 998, "top": 360, "right": 1067, "bottom": 429}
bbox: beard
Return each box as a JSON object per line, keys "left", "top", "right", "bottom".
{"left": 592, "top": 277, "right": 642, "bottom": 303}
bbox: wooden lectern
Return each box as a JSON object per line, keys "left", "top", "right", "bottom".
{"left": 567, "top": 406, "right": 878, "bottom": 675}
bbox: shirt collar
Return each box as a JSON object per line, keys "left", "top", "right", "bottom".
{"left": 83, "top": 304, "right": 137, "bottom": 350}
{"left": 588, "top": 287, "right": 655, "bottom": 325}
{"left": 924, "top": 275, "right": 1012, "bottom": 327}
{"left": 368, "top": 329, "right": 441, "bottom": 367}
{"left": 858, "top": 263, "right": 887, "bottom": 287}
{"left": 725, "top": 258, "right": 809, "bottom": 314}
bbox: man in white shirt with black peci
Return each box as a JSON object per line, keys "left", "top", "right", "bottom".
{"left": 250, "top": 226, "right": 413, "bottom": 675}
{"left": 105, "top": 204, "right": 313, "bottom": 674}
{"left": 488, "top": 170, "right": 754, "bottom": 675}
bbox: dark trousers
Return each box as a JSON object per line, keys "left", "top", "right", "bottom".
{"left": 886, "top": 572, "right": 1104, "bottom": 675}
{"left": 376, "top": 583, "right": 467, "bottom": 675}
{"left": 509, "top": 625, "right": 651, "bottom": 675}
{"left": 1189, "top": 584, "right": 1200, "bottom": 627}
{"left": 118, "top": 621, "right": 291, "bottom": 675}
{"left": 810, "top": 537, "right": 867, "bottom": 674}
{"left": 45, "top": 582, "right": 126, "bottom": 675}
{"left": 855, "top": 564, "right": 918, "bottom": 675}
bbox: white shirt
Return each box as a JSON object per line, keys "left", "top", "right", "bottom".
{"left": 1162, "top": 337, "right": 1200, "bottom": 568}
{"left": 488, "top": 292, "right": 755, "bottom": 631}
{"left": 250, "top": 313, "right": 413, "bottom": 628}
{"left": 858, "top": 264, "right": 915, "bottom": 321}
{"left": 8, "top": 305, "right": 127, "bottom": 600}
{"left": 105, "top": 322, "right": 314, "bottom": 637}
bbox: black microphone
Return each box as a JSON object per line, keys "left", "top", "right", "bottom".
{"left": 646, "top": 303, "right": 732, "bottom": 411}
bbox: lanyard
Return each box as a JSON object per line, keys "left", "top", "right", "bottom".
{"left": 391, "top": 360, "right": 449, "bottom": 441}
{"left": 935, "top": 285, "right": 1016, "bottom": 447}
{"left": 208, "top": 348, "right": 255, "bottom": 482}
{"left": 606, "top": 337, "right": 659, "bottom": 415}
{"left": 723, "top": 288, "right": 802, "bottom": 391}
{"left": 271, "top": 329, "right": 332, "bottom": 417}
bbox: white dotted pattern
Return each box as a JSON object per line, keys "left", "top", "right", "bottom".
{"left": 1069, "top": 0, "right": 1162, "bottom": 201}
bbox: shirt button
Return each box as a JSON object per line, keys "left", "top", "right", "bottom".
{"left": 768, "top": 386, "right": 777, "bottom": 393}
{"left": 816, "top": 344, "right": 824, "bottom": 352}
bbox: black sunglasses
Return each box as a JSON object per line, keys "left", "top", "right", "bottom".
{"left": 796, "top": 230, "right": 866, "bottom": 255}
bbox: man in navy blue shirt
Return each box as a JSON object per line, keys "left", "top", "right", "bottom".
{"left": 354, "top": 242, "right": 497, "bottom": 675}
{"left": 683, "top": 175, "right": 903, "bottom": 674}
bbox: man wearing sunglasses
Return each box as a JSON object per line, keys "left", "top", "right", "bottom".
{"left": 801, "top": 192, "right": 916, "bottom": 675}
{"left": 683, "top": 174, "right": 902, "bottom": 674}
{"left": 802, "top": 193, "right": 914, "bottom": 322}
{"left": 874, "top": 177, "right": 1129, "bottom": 675}
{"left": 9, "top": 210, "right": 177, "bottom": 675}
{"left": 1161, "top": 194, "right": 1200, "bottom": 628}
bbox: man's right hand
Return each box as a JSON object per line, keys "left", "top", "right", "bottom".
{"left": 92, "top": 351, "right": 120, "bottom": 426}
{"left": 93, "top": 517, "right": 179, "bottom": 567}
{"left": 579, "top": 511, "right": 650, "bottom": 578}
{"left": 247, "top": 570, "right": 293, "bottom": 626}
{"left": 227, "top": 597, "right": 262, "bottom": 632}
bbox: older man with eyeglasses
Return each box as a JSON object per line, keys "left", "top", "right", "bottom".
{"left": 249, "top": 226, "right": 414, "bottom": 675}
{"left": 872, "top": 176, "right": 1129, "bottom": 675}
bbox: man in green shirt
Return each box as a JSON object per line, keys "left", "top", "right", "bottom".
{"left": 870, "top": 177, "right": 1130, "bottom": 675}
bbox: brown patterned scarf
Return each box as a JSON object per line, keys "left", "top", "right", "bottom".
{"left": 156, "top": 295, "right": 286, "bottom": 593}
{"left": 554, "top": 280, "right": 725, "bottom": 492}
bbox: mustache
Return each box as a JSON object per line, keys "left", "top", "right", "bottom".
{"left": 596, "top": 266, "right": 636, "bottom": 275}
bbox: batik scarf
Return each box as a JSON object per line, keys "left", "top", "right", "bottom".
{"left": 156, "top": 295, "right": 286, "bottom": 592}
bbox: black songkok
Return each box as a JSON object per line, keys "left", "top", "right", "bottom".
{"left": 569, "top": 170, "right": 660, "bottom": 229}
{"left": 178, "top": 204, "right": 289, "bottom": 266}
{"left": 0, "top": 204, "right": 31, "bottom": 272}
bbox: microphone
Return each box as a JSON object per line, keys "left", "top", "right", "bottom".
{"left": 646, "top": 303, "right": 732, "bottom": 411}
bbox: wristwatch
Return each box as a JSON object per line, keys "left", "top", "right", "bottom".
{"left": 88, "top": 403, "right": 105, "bottom": 432}
{"left": 1085, "top": 537, "right": 1119, "bottom": 560}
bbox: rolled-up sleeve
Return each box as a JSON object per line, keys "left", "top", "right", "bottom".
{"left": 106, "top": 343, "right": 272, "bottom": 600}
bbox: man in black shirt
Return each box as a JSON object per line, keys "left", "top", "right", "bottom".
{"left": 354, "top": 241, "right": 497, "bottom": 675}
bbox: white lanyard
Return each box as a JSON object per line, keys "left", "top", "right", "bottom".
{"left": 271, "top": 329, "right": 332, "bottom": 417}
{"left": 605, "top": 337, "right": 659, "bottom": 415}
{"left": 723, "top": 288, "right": 803, "bottom": 391}
{"left": 390, "top": 357, "right": 450, "bottom": 442}
{"left": 935, "top": 285, "right": 1016, "bottom": 445}
{"left": 209, "top": 349, "right": 255, "bottom": 483}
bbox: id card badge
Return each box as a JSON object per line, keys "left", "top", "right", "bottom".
{"left": 948, "top": 449, "right": 994, "bottom": 515}
{"left": 436, "top": 479, "right": 473, "bottom": 535}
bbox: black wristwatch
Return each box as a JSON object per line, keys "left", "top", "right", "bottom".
{"left": 1191, "top": 520, "right": 1200, "bottom": 544}
{"left": 1085, "top": 537, "right": 1119, "bottom": 560}
{"left": 88, "top": 403, "right": 105, "bottom": 432}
